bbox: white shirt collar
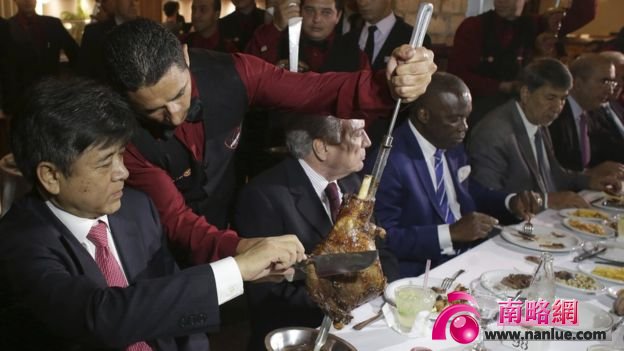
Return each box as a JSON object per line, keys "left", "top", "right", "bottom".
{"left": 298, "top": 159, "right": 332, "bottom": 199}
{"left": 364, "top": 12, "right": 396, "bottom": 35}
{"left": 45, "top": 201, "right": 110, "bottom": 245}
{"left": 408, "top": 119, "right": 438, "bottom": 159}
{"left": 515, "top": 101, "right": 539, "bottom": 138}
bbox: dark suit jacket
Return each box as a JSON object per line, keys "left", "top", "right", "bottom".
{"left": 588, "top": 102, "right": 624, "bottom": 165}
{"left": 468, "top": 99, "right": 589, "bottom": 194}
{"left": 235, "top": 157, "right": 398, "bottom": 350}
{"left": 0, "top": 189, "right": 219, "bottom": 351}
{"left": 548, "top": 100, "right": 585, "bottom": 171}
{"left": 78, "top": 19, "right": 116, "bottom": 81}
{"left": 7, "top": 14, "right": 78, "bottom": 112}
{"left": 365, "top": 121, "right": 511, "bottom": 277}
{"left": 218, "top": 8, "right": 266, "bottom": 53}
{"left": 0, "top": 18, "right": 9, "bottom": 111}
{"left": 342, "top": 15, "right": 431, "bottom": 71}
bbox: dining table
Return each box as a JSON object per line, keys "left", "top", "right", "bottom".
{"left": 331, "top": 191, "right": 624, "bottom": 351}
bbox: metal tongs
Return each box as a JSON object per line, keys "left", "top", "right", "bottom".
{"left": 364, "top": 2, "right": 434, "bottom": 201}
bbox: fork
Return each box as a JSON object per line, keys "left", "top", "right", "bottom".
{"left": 441, "top": 269, "right": 465, "bottom": 291}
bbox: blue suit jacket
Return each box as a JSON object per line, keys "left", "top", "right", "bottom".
{"left": 364, "top": 121, "right": 511, "bottom": 277}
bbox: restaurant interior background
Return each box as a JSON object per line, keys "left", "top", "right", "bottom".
{"left": 0, "top": 0, "right": 621, "bottom": 49}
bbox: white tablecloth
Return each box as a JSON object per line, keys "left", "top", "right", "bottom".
{"left": 332, "top": 192, "right": 623, "bottom": 351}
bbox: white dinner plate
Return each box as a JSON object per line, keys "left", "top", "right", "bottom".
{"left": 556, "top": 302, "right": 614, "bottom": 332}
{"left": 559, "top": 208, "right": 612, "bottom": 222}
{"left": 597, "top": 247, "right": 624, "bottom": 264}
{"left": 480, "top": 269, "right": 531, "bottom": 298}
{"left": 592, "top": 197, "right": 624, "bottom": 213}
{"left": 607, "top": 285, "right": 624, "bottom": 299}
{"left": 562, "top": 218, "right": 616, "bottom": 239}
{"left": 500, "top": 225, "right": 581, "bottom": 253}
{"left": 578, "top": 262, "right": 624, "bottom": 284}
{"left": 554, "top": 267, "right": 605, "bottom": 295}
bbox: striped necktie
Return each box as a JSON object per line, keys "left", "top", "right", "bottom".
{"left": 434, "top": 149, "right": 455, "bottom": 224}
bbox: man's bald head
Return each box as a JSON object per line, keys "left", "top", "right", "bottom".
{"left": 408, "top": 72, "right": 472, "bottom": 149}
{"left": 569, "top": 53, "right": 617, "bottom": 111}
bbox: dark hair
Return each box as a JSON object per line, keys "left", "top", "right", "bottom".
{"left": 103, "top": 18, "right": 187, "bottom": 93}
{"left": 10, "top": 78, "right": 137, "bottom": 184}
{"left": 301, "top": 0, "right": 344, "bottom": 12}
{"left": 284, "top": 114, "right": 342, "bottom": 158}
{"left": 520, "top": 58, "right": 572, "bottom": 92}
{"left": 163, "top": 1, "right": 180, "bottom": 16}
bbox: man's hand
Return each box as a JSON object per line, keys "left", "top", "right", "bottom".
{"left": 588, "top": 174, "right": 623, "bottom": 195}
{"left": 273, "top": 0, "right": 300, "bottom": 31}
{"left": 509, "top": 191, "right": 542, "bottom": 220}
{"left": 546, "top": 191, "right": 590, "bottom": 209}
{"left": 586, "top": 161, "right": 624, "bottom": 180}
{"left": 276, "top": 59, "right": 310, "bottom": 72}
{"left": 615, "top": 290, "right": 624, "bottom": 316}
{"left": 386, "top": 45, "right": 436, "bottom": 103}
{"left": 449, "top": 212, "right": 498, "bottom": 242}
{"left": 234, "top": 235, "right": 305, "bottom": 281}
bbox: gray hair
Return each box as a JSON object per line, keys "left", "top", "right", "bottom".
{"left": 285, "top": 114, "right": 343, "bottom": 159}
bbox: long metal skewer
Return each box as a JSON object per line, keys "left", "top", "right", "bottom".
{"left": 366, "top": 2, "right": 434, "bottom": 200}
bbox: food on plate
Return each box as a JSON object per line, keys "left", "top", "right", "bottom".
{"left": 501, "top": 274, "right": 532, "bottom": 289}
{"left": 592, "top": 266, "right": 624, "bottom": 282}
{"left": 550, "top": 231, "right": 567, "bottom": 238}
{"left": 604, "top": 196, "right": 624, "bottom": 209}
{"left": 571, "top": 209, "right": 610, "bottom": 220}
{"left": 306, "top": 193, "right": 386, "bottom": 329}
{"left": 568, "top": 219, "right": 606, "bottom": 236}
{"left": 539, "top": 242, "right": 565, "bottom": 249}
{"left": 555, "top": 270, "right": 599, "bottom": 290}
{"left": 525, "top": 255, "right": 540, "bottom": 264}
{"left": 433, "top": 284, "right": 469, "bottom": 312}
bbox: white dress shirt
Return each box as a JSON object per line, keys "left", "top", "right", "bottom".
{"left": 46, "top": 201, "right": 243, "bottom": 305}
{"left": 358, "top": 12, "right": 396, "bottom": 64}
{"left": 299, "top": 159, "right": 343, "bottom": 223}
{"left": 408, "top": 120, "right": 459, "bottom": 255}
{"left": 515, "top": 102, "right": 551, "bottom": 208}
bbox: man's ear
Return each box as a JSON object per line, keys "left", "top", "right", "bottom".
{"left": 182, "top": 44, "right": 190, "bottom": 67}
{"left": 312, "top": 138, "right": 328, "bottom": 161}
{"left": 417, "top": 108, "right": 429, "bottom": 124}
{"left": 36, "top": 162, "right": 62, "bottom": 196}
{"left": 519, "top": 86, "right": 529, "bottom": 104}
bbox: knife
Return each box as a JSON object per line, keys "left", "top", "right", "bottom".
{"left": 288, "top": 250, "right": 379, "bottom": 281}
{"left": 573, "top": 247, "right": 607, "bottom": 262}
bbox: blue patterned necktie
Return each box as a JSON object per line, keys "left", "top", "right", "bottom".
{"left": 434, "top": 149, "right": 455, "bottom": 224}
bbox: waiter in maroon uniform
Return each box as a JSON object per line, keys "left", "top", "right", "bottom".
{"left": 180, "top": 0, "right": 239, "bottom": 53}
{"left": 219, "top": 0, "right": 266, "bottom": 52}
{"left": 102, "top": 19, "right": 435, "bottom": 265}
{"left": 448, "top": 0, "right": 596, "bottom": 129}
{"left": 246, "top": 0, "right": 369, "bottom": 73}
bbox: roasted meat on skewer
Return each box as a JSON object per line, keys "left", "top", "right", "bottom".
{"left": 305, "top": 194, "right": 386, "bottom": 329}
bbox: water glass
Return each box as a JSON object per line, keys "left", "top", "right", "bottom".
{"left": 395, "top": 285, "right": 435, "bottom": 333}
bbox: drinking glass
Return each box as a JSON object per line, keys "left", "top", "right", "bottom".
{"left": 465, "top": 292, "right": 499, "bottom": 351}
{"left": 395, "top": 285, "right": 435, "bottom": 333}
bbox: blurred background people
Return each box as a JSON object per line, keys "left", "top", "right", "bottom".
{"left": 220, "top": 0, "right": 266, "bottom": 52}
{"left": 163, "top": 0, "right": 187, "bottom": 35}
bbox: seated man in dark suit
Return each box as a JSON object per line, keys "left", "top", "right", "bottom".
{"left": 236, "top": 115, "right": 398, "bottom": 350}
{"left": 0, "top": 78, "right": 305, "bottom": 350}
{"left": 548, "top": 53, "right": 624, "bottom": 177}
{"left": 468, "top": 58, "right": 621, "bottom": 210}
{"left": 365, "top": 72, "right": 540, "bottom": 278}
{"left": 588, "top": 51, "right": 624, "bottom": 165}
